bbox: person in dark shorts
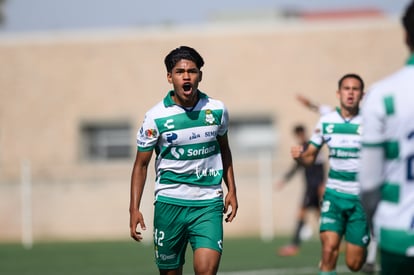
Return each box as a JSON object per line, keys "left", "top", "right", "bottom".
{"left": 276, "top": 124, "right": 326, "bottom": 256}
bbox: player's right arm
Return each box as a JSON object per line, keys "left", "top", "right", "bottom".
{"left": 275, "top": 162, "right": 300, "bottom": 190}
{"left": 291, "top": 143, "right": 319, "bottom": 166}
{"left": 129, "top": 150, "right": 153, "bottom": 242}
{"left": 296, "top": 94, "right": 319, "bottom": 112}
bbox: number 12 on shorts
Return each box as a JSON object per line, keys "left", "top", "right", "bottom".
{"left": 154, "top": 228, "right": 165, "bottom": 246}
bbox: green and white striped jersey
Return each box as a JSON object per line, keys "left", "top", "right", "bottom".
{"left": 137, "top": 90, "right": 228, "bottom": 206}
{"left": 360, "top": 54, "right": 414, "bottom": 256}
{"left": 310, "top": 107, "right": 362, "bottom": 197}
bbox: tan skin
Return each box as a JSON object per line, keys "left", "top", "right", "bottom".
{"left": 129, "top": 59, "right": 238, "bottom": 275}
{"left": 291, "top": 77, "right": 366, "bottom": 272}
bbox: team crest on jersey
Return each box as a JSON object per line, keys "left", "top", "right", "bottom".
{"left": 205, "top": 109, "right": 216, "bottom": 125}
{"left": 145, "top": 129, "right": 158, "bottom": 138}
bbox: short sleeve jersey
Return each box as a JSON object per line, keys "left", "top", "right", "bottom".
{"left": 310, "top": 108, "right": 362, "bottom": 197}
{"left": 137, "top": 90, "right": 228, "bottom": 206}
{"left": 361, "top": 54, "right": 414, "bottom": 255}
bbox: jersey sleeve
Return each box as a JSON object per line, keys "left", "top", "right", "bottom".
{"left": 319, "top": 104, "right": 333, "bottom": 116}
{"left": 309, "top": 117, "right": 324, "bottom": 148}
{"left": 136, "top": 113, "right": 159, "bottom": 152}
{"left": 217, "top": 104, "right": 229, "bottom": 137}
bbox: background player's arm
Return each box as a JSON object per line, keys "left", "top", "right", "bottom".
{"left": 275, "top": 162, "right": 301, "bottom": 190}
{"left": 296, "top": 94, "right": 319, "bottom": 112}
{"left": 129, "top": 150, "right": 153, "bottom": 242}
{"left": 218, "top": 133, "right": 238, "bottom": 223}
{"left": 291, "top": 143, "right": 320, "bottom": 166}
{"left": 283, "top": 162, "right": 301, "bottom": 181}
{"left": 296, "top": 93, "right": 333, "bottom": 115}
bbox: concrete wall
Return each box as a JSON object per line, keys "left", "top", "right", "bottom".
{"left": 0, "top": 17, "right": 409, "bottom": 242}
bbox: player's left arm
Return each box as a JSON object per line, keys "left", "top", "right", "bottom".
{"left": 218, "top": 133, "right": 238, "bottom": 223}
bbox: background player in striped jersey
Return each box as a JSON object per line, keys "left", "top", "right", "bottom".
{"left": 296, "top": 93, "right": 378, "bottom": 274}
{"left": 360, "top": 1, "right": 414, "bottom": 274}
{"left": 291, "top": 74, "right": 370, "bottom": 275}
{"left": 129, "top": 46, "right": 238, "bottom": 275}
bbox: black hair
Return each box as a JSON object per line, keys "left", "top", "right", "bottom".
{"left": 402, "top": 0, "right": 414, "bottom": 49}
{"left": 338, "top": 73, "right": 364, "bottom": 92}
{"left": 164, "top": 46, "right": 205, "bottom": 72}
{"left": 293, "top": 124, "right": 305, "bottom": 135}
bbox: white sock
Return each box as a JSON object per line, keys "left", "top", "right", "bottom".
{"left": 366, "top": 237, "right": 377, "bottom": 264}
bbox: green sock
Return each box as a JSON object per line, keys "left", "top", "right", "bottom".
{"left": 319, "top": 271, "right": 337, "bottom": 275}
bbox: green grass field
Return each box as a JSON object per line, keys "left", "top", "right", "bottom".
{"left": 0, "top": 237, "right": 376, "bottom": 275}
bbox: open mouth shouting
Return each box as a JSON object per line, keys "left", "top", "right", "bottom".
{"left": 346, "top": 97, "right": 355, "bottom": 105}
{"left": 183, "top": 83, "right": 192, "bottom": 93}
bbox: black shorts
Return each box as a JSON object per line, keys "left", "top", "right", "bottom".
{"left": 302, "top": 163, "right": 325, "bottom": 209}
{"left": 302, "top": 187, "right": 320, "bottom": 209}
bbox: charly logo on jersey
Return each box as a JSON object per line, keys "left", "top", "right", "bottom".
{"left": 205, "top": 109, "right": 216, "bottom": 125}
{"left": 164, "top": 119, "right": 174, "bottom": 129}
{"left": 325, "top": 124, "right": 334, "bottom": 134}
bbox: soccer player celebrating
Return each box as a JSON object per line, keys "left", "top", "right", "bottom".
{"left": 291, "top": 74, "right": 370, "bottom": 274}
{"left": 360, "top": 1, "right": 414, "bottom": 274}
{"left": 129, "top": 46, "right": 238, "bottom": 275}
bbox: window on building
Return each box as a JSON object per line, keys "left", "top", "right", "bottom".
{"left": 80, "top": 122, "right": 132, "bottom": 161}
{"left": 228, "top": 116, "right": 276, "bottom": 155}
